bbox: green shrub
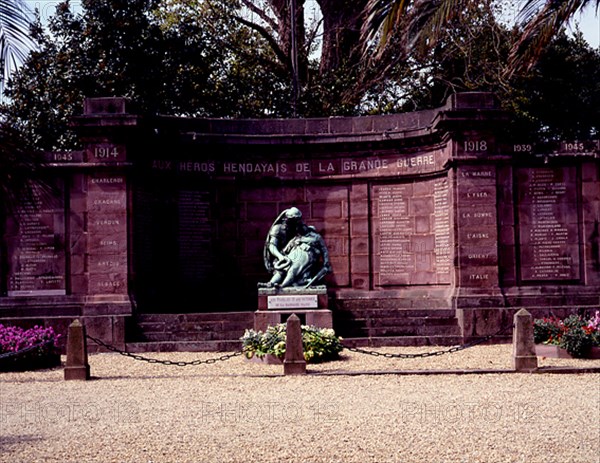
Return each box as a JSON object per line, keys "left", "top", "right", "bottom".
{"left": 241, "top": 324, "right": 343, "bottom": 363}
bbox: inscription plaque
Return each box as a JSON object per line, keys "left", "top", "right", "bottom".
{"left": 6, "top": 183, "right": 66, "bottom": 296}
{"left": 433, "top": 178, "right": 451, "bottom": 279}
{"left": 518, "top": 167, "right": 580, "bottom": 281}
{"left": 378, "top": 184, "right": 411, "bottom": 282}
{"left": 267, "top": 295, "right": 318, "bottom": 309}
{"left": 86, "top": 174, "right": 129, "bottom": 295}
{"left": 178, "top": 190, "right": 212, "bottom": 281}
{"left": 374, "top": 178, "right": 451, "bottom": 285}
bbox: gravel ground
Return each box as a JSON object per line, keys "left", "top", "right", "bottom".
{"left": 1, "top": 344, "right": 599, "bottom": 463}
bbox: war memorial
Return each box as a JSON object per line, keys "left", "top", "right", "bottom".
{"left": 1, "top": 92, "right": 599, "bottom": 351}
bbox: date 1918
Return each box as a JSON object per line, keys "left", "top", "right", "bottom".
{"left": 463, "top": 140, "right": 488, "bottom": 152}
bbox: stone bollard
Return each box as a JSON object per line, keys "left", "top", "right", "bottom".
{"left": 283, "top": 314, "right": 306, "bottom": 375}
{"left": 512, "top": 309, "right": 538, "bottom": 372}
{"left": 64, "top": 319, "right": 91, "bottom": 381}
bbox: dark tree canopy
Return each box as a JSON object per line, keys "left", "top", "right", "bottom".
{"left": 1, "top": 0, "right": 599, "bottom": 152}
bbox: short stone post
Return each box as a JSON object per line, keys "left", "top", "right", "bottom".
{"left": 512, "top": 309, "right": 538, "bottom": 372}
{"left": 284, "top": 314, "right": 306, "bottom": 375}
{"left": 64, "top": 319, "right": 91, "bottom": 380}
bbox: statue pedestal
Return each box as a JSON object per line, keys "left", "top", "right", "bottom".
{"left": 255, "top": 286, "right": 332, "bottom": 331}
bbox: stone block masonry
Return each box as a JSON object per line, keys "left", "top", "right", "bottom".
{"left": 1, "top": 93, "right": 599, "bottom": 348}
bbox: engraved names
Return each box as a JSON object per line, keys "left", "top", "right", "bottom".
{"left": 378, "top": 184, "right": 411, "bottom": 282}
{"left": 433, "top": 178, "right": 451, "bottom": 280}
{"left": 375, "top": 178, "right": 451, "bottom": 286}
{"left": 7, "top": 184, "right": 66, "bottom": 296}
{"left": 178, "top": 190, "right": 212, "bottom": 281}
{"left": 519, "top": 167, "right": 580, "bottom": 281}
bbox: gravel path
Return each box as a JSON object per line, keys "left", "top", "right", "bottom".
{"left": 1, "top": 345, "right": 599, "bottom": 463}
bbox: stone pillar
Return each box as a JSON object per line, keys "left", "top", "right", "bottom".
{"left": 64, "top": 319, "right": 91, "bottom": 380}
{"left": 283, "top": 314, "right": 306, "bottom": 375}
{"left": 512, "top": 309, "right": 538, "bottom": 372}
{"left": 435, "top": 93, "right": 510, "bottom": 341}
{"left": 71, "top": 97, "right": 139, "bottom": 349}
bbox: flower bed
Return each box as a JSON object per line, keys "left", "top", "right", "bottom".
{"left": 0, "top": 324, "right": 61, "bottom": 371}
{"left": 533, "top": 311, "right": 600, "bottom": 358}
{"left": 241, "top": 324, "right": 343, "bottom": 363}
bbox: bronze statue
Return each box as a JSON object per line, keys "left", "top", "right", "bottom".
{"left": 259, "top": 207, "right": 331, "bottom": 288}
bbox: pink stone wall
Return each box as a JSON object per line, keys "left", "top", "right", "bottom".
{"left": 2, "top": 94, "right": 600, "bottom": 347}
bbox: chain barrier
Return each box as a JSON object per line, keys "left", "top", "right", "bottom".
{"left": 86, "top": 335, "right": 243, "bottom": 366}
{"left": 343, "top": 323, "right": 514, "bottom": 359}
{"left": 87, "top": 322, "right": 512, "bottom": 366}
{"left": 0, "top": 339, "right": 55, "bottom": 360}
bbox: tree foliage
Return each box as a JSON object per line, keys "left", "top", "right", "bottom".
{"left": 507, "top": 31, "right": 600, "bottom": 141}
{"left": 363, "top": 0, "right": 600, "bottom": 75}
{"left": 2, "top": 0, "right": 293, "bottom": 150}
{"left": 511, "top": 0, "right": 600, "bottom": 72}
{"left": 1, "top": 0, "right": 599, "bottom": 152}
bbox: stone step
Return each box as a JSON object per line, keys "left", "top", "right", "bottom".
{"left": 342, "top": 335, "right": 464, "bottom": 348}
{"left": 365, "top": 317, "right": 459, "bottom": 328}
{"left": 336, "top": 308, "right": 456, "bottom": 319}
{"left": 140, "top": 330, "right": 247, "bottom": 342}
{"left": 126, "top": 340, "right": 243, "bottom": 353}
{"left": 130, "top": 312, "right": 254, "bottom": 343}
{"left": 129, "top": 310, "right": 462, "bottom": 349}
{"left": 367, "top": 324, "right": 461, "bottom": 337}
{"left": 137, "top": 312, "right": 254, "bottom": 323}
{"left": 335, "top": 316, "right": 459, "bottom": 339}
{"left": 335, "top": 298, "right": 453, "bottom": 310}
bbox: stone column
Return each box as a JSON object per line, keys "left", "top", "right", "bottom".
{"left": 71, "top": 98, "right": 140, "bottom": 348}
{"left": 434, "top": 93, "right": 510, "bottom": 341}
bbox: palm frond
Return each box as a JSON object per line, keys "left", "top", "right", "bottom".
{"left": 405, "top": 0, "right": 470, "bottom": 48}
{"left": 362, "top": 0, "right": 471, "bottom": 60}
{"left": 362, "top": 0, "right": 413, "bottom": 57}
{"left": 509, "top": 0, "right": 598, "bottom": 74}
{"left": 0, "top": 0, "right": 36, "bottom": 93}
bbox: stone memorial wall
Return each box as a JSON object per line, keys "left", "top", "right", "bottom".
{"left": 1, "top": 93, "right": 599, "bottom": 348}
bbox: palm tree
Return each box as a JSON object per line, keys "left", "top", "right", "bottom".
{"left": 363, "top": 0, "right": 600, "bottom": 73}
{"left": 0, "top": 1, "right": 38, "bottom": 220}
{"left": 1, "top": 0, "right": 35, "bottom": 94}
{"left": 511, "top": 0, "right": 600, "bottom": 71}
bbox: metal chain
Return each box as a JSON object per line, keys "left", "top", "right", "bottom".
{"left": 344, "top": 323, "right": 514, "bottom": 359}
{"left": 86, "top": 335, "right": 243, "bottom": 366}
{"left": 86, "top": 322, "right": 512, "bottom": 365}
{"left": 0, "top": 339, "right": 55, "bottom": 360}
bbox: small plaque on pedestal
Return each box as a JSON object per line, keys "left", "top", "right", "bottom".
{"left": 255, "top": 286, "right": 331, "bottom": 331}
{"left": 268, "top": 294, "right": 318, "bottom": 309}
{"left": 257, "top": 285, "right": 327, "bottom": 310}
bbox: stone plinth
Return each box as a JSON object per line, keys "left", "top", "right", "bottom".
{"left": 254, "top": 309, "right": 333, "bottom": 332}
{"left": 257, "top": 286, "right": 328, "bottom": 310}
{"left": 255, "top": 286, "right": 332, "bottom": 330}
